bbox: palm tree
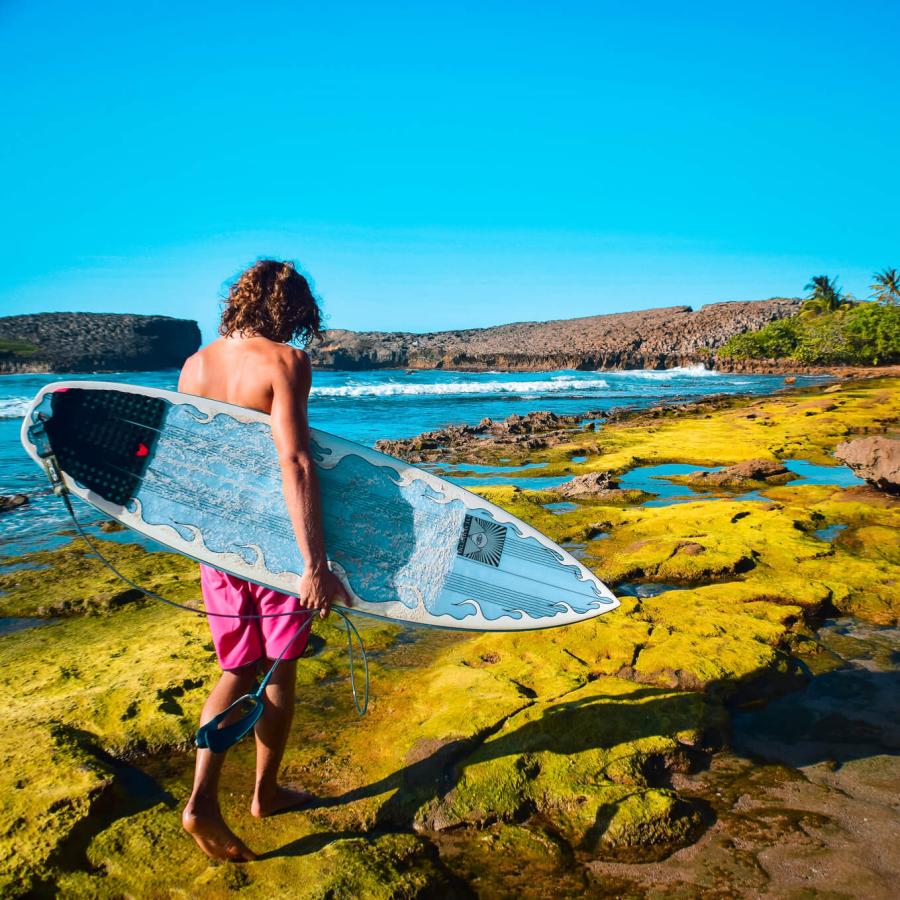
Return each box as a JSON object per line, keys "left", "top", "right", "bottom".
{"left": 870, "top": 268, "right": 899, "bottom": 305}
{"left": 801, "top": 274, "right": 844, "bottom": 316}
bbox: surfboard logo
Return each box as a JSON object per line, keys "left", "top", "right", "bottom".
{"left": 457, "top": 515, "right": 506, "bottom": 567}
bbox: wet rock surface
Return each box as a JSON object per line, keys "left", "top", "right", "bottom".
{"left": 375, "top": 408, "right": 603, "bottom": 462}
{"left": 98, "top": 519, "right": 127, "bottom": 533}
{"left": 670, "top": 457, "right": 792, "bottom": 488}
{"left": 733, "top": 617, "right": 900, "bottom": 769}
{"left": 591, "top": 618, "right": 900, "bottom": 899}
{"left": 0, "top": 493, "right": 28, "bottom": 513}
{"left": 552, "top": 471, "right": 619, "bottom": 497}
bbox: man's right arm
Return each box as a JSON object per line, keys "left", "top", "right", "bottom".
{"left": 269, "top": 349, "right": 349, "bottom": 615}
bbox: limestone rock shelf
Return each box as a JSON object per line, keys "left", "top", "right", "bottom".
{"left": 308, "top": 298, "right": 802, "bottom": 371}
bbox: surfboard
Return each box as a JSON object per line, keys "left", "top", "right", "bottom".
{"left": 21, "top": 381, "right": 619, "bottom": 631}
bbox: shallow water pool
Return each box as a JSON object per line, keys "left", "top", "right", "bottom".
{"left": 618, "top": 464, "right": 720, "bottom": 505}
{"left": 0, "top": 616, "right": 54, "bottom": 636}
{"left": 783, "top": 459, "right": 865, "bottom": 487}
{"left": 617, "top": 458, "right": 865, "bottom": 508}
{"left": 814, "top": 523, "right": 848, "bottom": 542}
{"left": 615, "top": 582, "right": 682, "bottom": 598}
{"left": 543, "top": 501, "right": 579, "bottom": 515}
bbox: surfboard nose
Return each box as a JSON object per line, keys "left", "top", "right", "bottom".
{"left": 24, "top": 385, "right": 166, "bottom": 507}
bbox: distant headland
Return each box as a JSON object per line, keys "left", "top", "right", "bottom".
{"left": 4, "top": 289, "right": 896, "bottom": 376}
{"left": 308, "top": 298, "right": 803, "bottom": 371}
{"left": 0, "top": 313, "right": 201, "bottom": 374}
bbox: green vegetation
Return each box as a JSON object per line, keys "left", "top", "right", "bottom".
{"left": 0, "top": 338, "right": 40, "bottom": 357}
{"left": 870, "top": 267, "right": 900, "bottom": 305}
{"left": 803, "top": 273, "right": 846, "bottom": 315}
{"left": 718, "top": 271, "right": 900, "bottom": 365}
{"left": 719, "top": 301, "right": 900, "bottom": 365}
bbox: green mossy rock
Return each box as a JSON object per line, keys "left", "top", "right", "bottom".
{"left": 594, "top": 788, "right": 704, "bottom": 861}
{"left": 0, "top": 540, "right": 199, "bottom": 618}
{"left": 420, "top": 677, "right": 713, "bottom": 861}
{"left": 0, "top": 550, "right": 401, "bottom": 894}
{"left": 60, "top": 807, "right": 460, "bottom": 898}
{"left": 1, "top": 376, "right": 897, "bottom": 895}
{"left": 515, "top": 379, "right": 900, "bottom": 477}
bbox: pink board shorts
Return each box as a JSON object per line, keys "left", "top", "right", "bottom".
{"left": 199, "top": 565, "right": 312, "bottom": 671}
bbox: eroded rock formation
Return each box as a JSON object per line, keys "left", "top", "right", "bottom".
{"left": 309, "top": 299, "right": 802, "bottom": 371}
{"left": 835, "top": 436, "right": 900, "bottom": 494}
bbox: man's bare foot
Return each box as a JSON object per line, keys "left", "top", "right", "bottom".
{"left": 251, "top": 784, "right": 316, "bottom": 818}
{"left": 182, "top": 803, "right": 257, "bottom": 862}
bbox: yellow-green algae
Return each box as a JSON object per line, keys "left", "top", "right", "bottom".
{"left": 0, "top": 545, "right": 401, "bottom": 894}
{"left": 475, "top": 377, "right": 900, "bottom": 475}
{"left": 59, "top": 818, "right": 459, "bottom": 899}
{"left": 0, "top": 376, "right": 897, "bottom": 896}
{"left": 0, "top": 539, "right": 199, "bottom": 618}
{"left": 419, "top": 677, "right": 715, "bottom": 860}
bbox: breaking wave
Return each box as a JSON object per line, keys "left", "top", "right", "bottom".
{"left": 0, "top": 398, "right": 30, "bottom": 419}
{"left": 311, "top": 378, "right": 611, "bottom": 399}
{"left": 617, "top": 365, "right": 720, "bottom": 380}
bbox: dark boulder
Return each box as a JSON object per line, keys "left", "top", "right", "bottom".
{"left": 0, "top": 494, "right": 28, "bottom": 513}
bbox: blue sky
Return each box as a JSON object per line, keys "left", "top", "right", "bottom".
{"left": 1, "top": 1, "right": 897, "bottom": 343}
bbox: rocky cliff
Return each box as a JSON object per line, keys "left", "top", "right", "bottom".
{"left": 308, "top": 298, "right": 803, "bottom": 371}
{"left": 0, "top": 313, "right": 201, "bottom": 374}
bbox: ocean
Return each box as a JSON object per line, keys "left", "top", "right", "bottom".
{"left": 0, "top": 366, "right": 825, "bottom": 556}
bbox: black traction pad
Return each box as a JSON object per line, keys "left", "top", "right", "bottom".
{"left": 43, "top": 388, "right": 167, "bottom": 506}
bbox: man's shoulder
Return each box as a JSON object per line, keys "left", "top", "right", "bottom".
{"left": 272, "top": 343, "right": 310, "bottom": 368}
{"left": 177, "top": 345, "right": 205, "bottom": 389}
{"left": 269, "top": 343, "right": 311, "bottom": 383}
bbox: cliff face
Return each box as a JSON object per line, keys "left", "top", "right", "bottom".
{"left": 308, "top": 299, "right": 802, "bottom": 371}
{"left": 0, "top": 313, "right": 201, "bottom": 374}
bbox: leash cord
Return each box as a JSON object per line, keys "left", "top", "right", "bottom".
{"left": 58, "top": 492, "right": 370, "bottom": 719}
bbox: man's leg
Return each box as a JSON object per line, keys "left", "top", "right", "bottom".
{"left": 182, "top": 664, "right": 259, "bottom": 861}
{"left": 250, "top": 657, "right": 314, "bottom": 817}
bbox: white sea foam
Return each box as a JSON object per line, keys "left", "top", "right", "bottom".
{"left": 617, "top": 365, "right": 720, "bottom": 380}
{"left": 310, "top": 378, "right": 611, "bottom": 399}
{"left": 0, "top": 398, "right": 30, "bottom": 419}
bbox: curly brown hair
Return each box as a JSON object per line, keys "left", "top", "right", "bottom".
{"left": 220, "top": 259, "right": 323, "bottom": 345}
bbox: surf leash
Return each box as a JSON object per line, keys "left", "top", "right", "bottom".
{"left": 58, "top": 490, "right": 369, "bottom": 730}
{"left": 31, "top": 427, "right": 369, "bottom": 753}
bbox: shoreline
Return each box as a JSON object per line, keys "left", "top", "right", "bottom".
{"left": 716, "top": 360, "right": 900, "bottom": 377}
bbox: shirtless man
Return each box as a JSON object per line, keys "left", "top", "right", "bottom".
{"left": 178, "top": 259, "right": 349, "bottom": 861}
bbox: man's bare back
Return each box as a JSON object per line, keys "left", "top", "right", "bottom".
{"left": 178, "top": 333, "right": 347, "bottom": 617}
{"left": 178, "top": 333, "right": 300, "bottom": 416}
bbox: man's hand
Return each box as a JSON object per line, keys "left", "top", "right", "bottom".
{"left": 298, "top": 565, "right": 351, "bottom": 619}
